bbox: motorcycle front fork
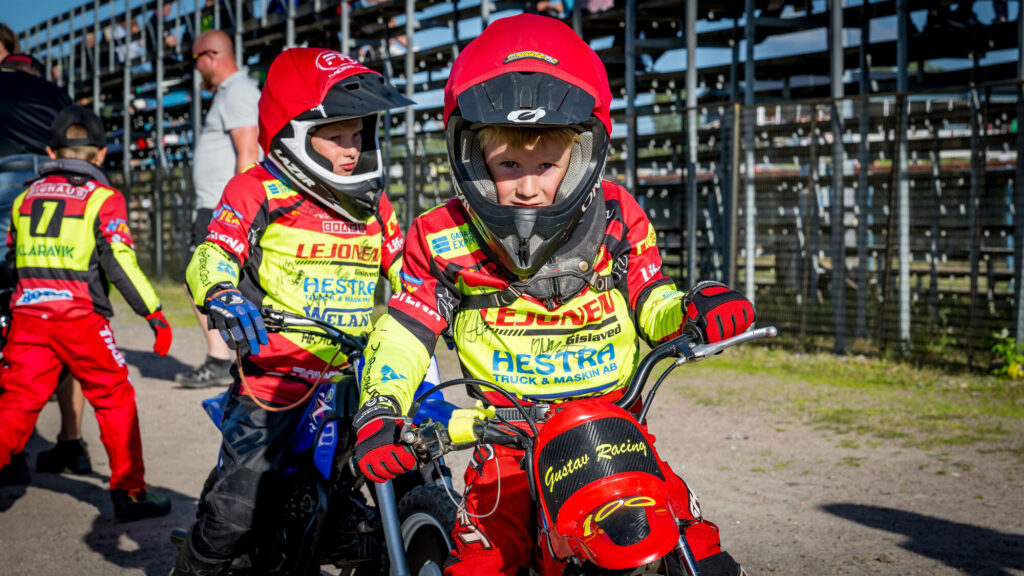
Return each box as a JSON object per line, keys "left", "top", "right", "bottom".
{"left": 674, "top": 535, "right": 703, "bottom": 576}
{"left": 375, "top": 479, "right": 411, "bottom": 576}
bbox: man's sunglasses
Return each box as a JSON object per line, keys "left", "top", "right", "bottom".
{"left": 192, "top": 49, "right": 217, "bottom": 64}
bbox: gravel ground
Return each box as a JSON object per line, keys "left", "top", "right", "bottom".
{"left": 1, "top": 310, "right": 1022, "bottom": 575}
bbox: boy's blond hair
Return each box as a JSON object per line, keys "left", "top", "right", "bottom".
{"left": 477, "top": 125, "right": 580, "bottom": 152}
{"left": 54, "top": 124, "right": 102, "bottom": 163}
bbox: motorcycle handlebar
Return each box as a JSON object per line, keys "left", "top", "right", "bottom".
{"left": 614, "top": 326, "right": 778, "bottom": 410}
{"left": 259, "top": 306, "right": 367, "bottom": 358}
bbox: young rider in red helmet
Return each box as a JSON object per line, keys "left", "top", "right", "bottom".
{"left": 352, "top": 13, "right": 754, "bottom": 576}
{"left": 173, "top": 47, "right": 412, "bottom": 575}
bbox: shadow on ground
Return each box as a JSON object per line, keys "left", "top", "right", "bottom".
{"left": 1, "top": 432, "right": 194, "bottom": 575}
{"left": 123, "top": 349, "right": 193, "bottom": 382}
{"left": 823, "top": 503, "right": 1024, "bottom": 575}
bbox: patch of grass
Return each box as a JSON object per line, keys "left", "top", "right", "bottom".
{"left": 672, "top": 344, "right": 1024, "bottom": 460}
{"left": 751, "top": 467, "right": 767, "bottom": 473}
{"left": 838, "top": 439, "right": 861, "bottom": 449}
{"left": 838, "top": 457, "right": 864, "bottom": 467}
{"left": 774, "top": 460, "right": 792, "bottom": 470}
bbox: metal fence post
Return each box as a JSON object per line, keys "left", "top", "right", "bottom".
{"left": 685, "top": 0, "right": 697, "bottom": 286}
{"left": 727, "top": 101, "right": 741, "bottom": 288}
{"left": 340, "top": 0, "right": 351, "bottom": 55}
{"left": 235, "top": 0, "right": 243, "bottom": 68}
{"left": 743, "top": 0, "right": 756, "bottom": 303}
{"left": 122, "top": 0, "right": 131, "bottom": 203}
{"left": 896, "top": 0, "right": 911, "bottom": 349}
{"left": 856, "top": 4, "right": 870, "bottom": 339}
{"left": 625, "top": 0, "right": 637, "bottom": 195}
{"left": 830, "top": 0, "right": 847, "bottom": 352}
{"left": 155, "top": 0, "right": 167, "bottom": 280}
{"left": 1016, "top": 16, "right": 1024, "bottom": 343}
{"left": 286, "top": 0, "right": 295, "bottom": 48}
{"left": 404, "top": 0, "right": 416, "bottom": 232}
{"left": 69, "top": 10, "right": 76, "bottom": 101}
{"left": 93, "top": 0, "right": 101, "bottom": 114}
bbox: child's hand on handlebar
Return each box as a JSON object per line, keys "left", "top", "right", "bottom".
{"left": 353, "top": 395, "right": 418, "bottom": 483}
{"left": 206, "top": 288, "right": 270, "bottom": 356}
{"left": 684, "top": 281, "right": 756, "bottom": 343}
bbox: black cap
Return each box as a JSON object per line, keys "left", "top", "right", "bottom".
{"left": 50, "top": 105, "right": 107, "bottom": 149}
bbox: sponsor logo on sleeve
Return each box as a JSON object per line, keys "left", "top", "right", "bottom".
{"left": 213, "top": 204, "right": 244, "bottom": 228}
{"left": 426, "top": 226, "right": 480, "bottom": 258}
{"left": 380, "top": 365, "right": 406, "bottom": 382}
{"left": 206, "top": 231, "right": 246, "bottom": 255}
{"left": 399, "top": 271, "right": 422, "bottom": 293}
{"left": 105, "top": 218, "right": 133, "bottom": 243}
{"left": 216, "top": 259, "right": 237, "bottom": 277}
{"left": 263, "top": 181, "right": 287, "bottom": 196}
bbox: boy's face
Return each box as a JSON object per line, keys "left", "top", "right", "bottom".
{"left": 482, "top": 138, "right": 571, "bottom": 207}
{"left": 310, "top": 118, "right": 364, "bottom": 176}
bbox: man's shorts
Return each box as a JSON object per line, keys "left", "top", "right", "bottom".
{"left": 182, "top": 207, "right": 214, "bottom": 283}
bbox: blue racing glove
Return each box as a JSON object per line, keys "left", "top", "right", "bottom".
{"left": 205, "top": 288, "right": 269, "bottom": 356}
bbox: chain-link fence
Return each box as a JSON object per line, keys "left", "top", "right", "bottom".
{"left": 730, "top": 82, "right": 1022, "bottom": 366}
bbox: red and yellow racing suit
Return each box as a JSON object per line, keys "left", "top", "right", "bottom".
{"left": 186, "top": 163, "right": 404, "bottom": 404}
{"left": 360, "top": 181, "right": 730, "bottom": 575}
{"left": 0, "top": 162, "right": 162, "bottom": 491}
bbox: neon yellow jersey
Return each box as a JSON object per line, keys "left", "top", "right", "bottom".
{"left": 360, "top": 181, "right": 685, "bottom": 411}
{"left": 186, "top": 163, "right": 404, "bottom": 404}
{"left": 6, "top": 163, "right": 161, "bottom": 320}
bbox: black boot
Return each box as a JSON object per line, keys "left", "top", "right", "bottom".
{"left": 36, "top": 437, "right": 92, "bottom": 474}
{"left": 111, "top": 488, "right": 171, "bottom": 522}
{"left": 0, "top": 451, "right": 30, "bottom": 486}
{"left": 171, "top": 530, "right": 230, "bottom": 576}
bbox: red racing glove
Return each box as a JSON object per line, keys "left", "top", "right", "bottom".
{"left": 146, "top": 310, "right": 173, "bottom": 356}
{"left": 353, "top": 395, "right": 417, "bottom": 483}
{"left": 684, "top": 281, "right": 755, "bottom": 343}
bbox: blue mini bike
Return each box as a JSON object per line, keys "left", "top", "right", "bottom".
{"left": 173, "top": 307, "right": 458, "bottom": 576}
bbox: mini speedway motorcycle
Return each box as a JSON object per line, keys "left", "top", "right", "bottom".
{"left": 402, "top": 326, "right": 777, "bottom": 576}
{"left": 172, "top": 307, "right": 459, "bottom": 576}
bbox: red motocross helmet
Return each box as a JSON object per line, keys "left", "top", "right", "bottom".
{"left": 443, "top": 14, "right": 613, "bottom": 278}
{"left": 259, "top": 48, "right": 414, "bottom": 221}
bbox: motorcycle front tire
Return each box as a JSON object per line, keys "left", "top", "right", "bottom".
{"left": 393, "top": 484, "right": 460, "bottom": 576}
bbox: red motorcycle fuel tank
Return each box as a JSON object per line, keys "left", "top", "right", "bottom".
{"left": 531, "top": 400, "right": 680, "bottom": 570}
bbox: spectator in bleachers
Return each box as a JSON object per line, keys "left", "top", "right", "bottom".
{"left": 175, "top": 29, "right": 260, "bottom": 389}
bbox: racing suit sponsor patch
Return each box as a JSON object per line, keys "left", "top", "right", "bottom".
{"left": 16, "top": 288, "right": 74, "bottom": 306}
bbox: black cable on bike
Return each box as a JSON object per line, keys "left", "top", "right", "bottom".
{"left": 408, "top": 379, "right": 540, "bottom": 436}
{"left": 637, "top": 362, "right": 680, "bottom": 425}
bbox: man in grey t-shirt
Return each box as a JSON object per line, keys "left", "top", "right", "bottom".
{"left": 177, "top": 29, "right": 260, "bottom": 389}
